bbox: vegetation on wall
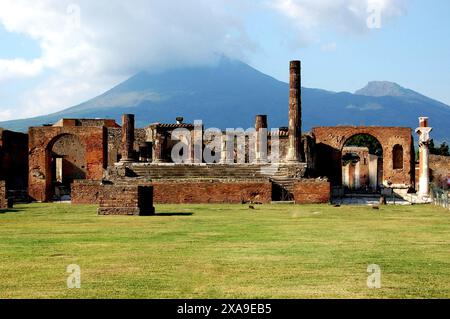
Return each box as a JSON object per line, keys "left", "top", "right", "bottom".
{"left": 429, "top": 139, "right": 450, "bottom": 156}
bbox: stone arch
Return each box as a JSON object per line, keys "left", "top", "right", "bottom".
{"left": 46, "top": 134, "right": 87, "bottom": 199}
{"left": 312, "top": 126, "right": 414, "bottom": 188}
{"left": 341, "top": 133, "right": 383, "bottom": 191}
{"left": 28, "top": 125, "right": 106, "bottom": 202}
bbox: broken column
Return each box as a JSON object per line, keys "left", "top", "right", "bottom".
{"left": 286, "top": 60, "right": 302, "bottom": 162}
{"left": 254, "top": 115, "right": 268, "bottom": 163}
{"left": 120, "top": 114, "right": 135, "bottom": 163}
{"left": 153, "top": 132, "right": 165, "bottom": 163}
{"left": 415, "top": 117, "right": 432, "bottom": 197}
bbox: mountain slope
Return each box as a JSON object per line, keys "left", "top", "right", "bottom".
{"left": 1, "top": 58, "right": 449, "bottom": 142}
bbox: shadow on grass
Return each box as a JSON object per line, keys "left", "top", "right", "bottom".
{"left": 154, "top": 212, "right": 194, "bottom": 217}
{"left": 0, "top": 208, "right": 21, "bottom": 214}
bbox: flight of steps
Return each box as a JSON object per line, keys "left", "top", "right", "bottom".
{"left": 128, "top": 164, "right": 275, "bottom": 180}
{"left": 113, "top": 163, "right": 307, "bottom": 201}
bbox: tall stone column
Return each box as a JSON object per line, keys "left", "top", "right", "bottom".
{"left": 255, "top": 115, "right": 268, "bottom": 163}
{"left": 415, "top": 117, "right": 432, "bottom": 197}
{"left": 286, "top": 60, "right": 302, "bottom": 162}
{"left": 120, "top": 114, "right": 135, "bottom": 163}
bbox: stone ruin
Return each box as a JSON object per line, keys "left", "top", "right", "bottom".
{"left": 0, "top": 181, "right": 7, "bottom": 210}
{"left": 1, "top": 60, "right": 446, "bottom": 212}
{"left": 98, "top": 185, "right": 155, "bottom": 216}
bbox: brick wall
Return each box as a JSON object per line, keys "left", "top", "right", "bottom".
{"left": 312, "top": 126, "right": 414, "bottom": 187}
{"left": 0, "top": 181, "right": 6, "bottom": 209}
{"left": 293, "top": 180, "right": 331, "bottom": 204}
{"left": 430, "top": 155, "right": 450, "bottom": 187}
{"left": 107, "top": 127, "right": 148, "bottom": 165}
{"left": 98, "top": 185, "right": 155, "bottom": 216}
{"left": 72, "top": 180, "right": 272, "bottom": 204}
{"left": 0, "top": 128, "right": 28, "bottom": 191}
{"left": 71, "top": 180, "right": 104, "bottom": 204}
{"left": 28, "top": 126, "right": 106, "bottom": 202}
{"left": 151, "top": 181, "right": 272, "bottom": 204}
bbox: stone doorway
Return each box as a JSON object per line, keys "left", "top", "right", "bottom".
{"left": 341, "top": 134, "right": 383, "bottom": 194}
{"left": 48, "top": 134, "right": 87, "bottom": 200}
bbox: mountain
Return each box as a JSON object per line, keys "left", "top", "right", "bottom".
{"left": 356, "top": 81, "right": 423, "bottom": 99}
{"left": 1, "top": 57, "right": 449, "bottom": 142}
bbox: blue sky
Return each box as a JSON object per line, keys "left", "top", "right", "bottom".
{"left": 249, "top": 0, "right": 450, "bottom": 101}
{"left": 0, "top": 0, "right": 449, "bottom": 121}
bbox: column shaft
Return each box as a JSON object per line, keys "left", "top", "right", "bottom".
{"left": 121, "top": 114, "right": 135, "bottom": 162}
{"left": 287, "top": 60, "right": 302, "bottom": 162}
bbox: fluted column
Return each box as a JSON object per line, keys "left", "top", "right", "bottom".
{"left": 153, "top": 132, "right": 165, "bottom": 163}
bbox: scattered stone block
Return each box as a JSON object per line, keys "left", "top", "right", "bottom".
{"left": 98, "top": 185, "right": 155, "bottom": 216}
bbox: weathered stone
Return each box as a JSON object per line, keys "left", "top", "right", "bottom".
{"left": 120, "top": 114, "right": 135, "bottom": 162}
{"left": 98, "top": 185, "right": 155, "bottom": 216}
{"left": 28, "top": 125, "right": 107, "bottom": 202}
{"left": 312, "top": 126, "right": 414, "bottom": 188}
{"left": 416, "top": 117, "right": 433, "bottom": 197}
{"left": 293, "top": 180, "right": 330, "bottom": 204}
{"left": 287, "top": 60, "right": 302, "bottom": 162}
{"left": 255, "top": 115, "right": 268, "bottom": 163}
{"left": 0, "top": 181, "right": 6, "bottom": 209}
{"left": 429, "top": 155, "right": 450, "bottom": 187}
{"left": 72, "top": 179, "right": 273, "bottom": 205}
{"left": 0, "top": 128, "right": 28, "bottom": 192}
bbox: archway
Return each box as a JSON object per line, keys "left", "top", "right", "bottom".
{"left": 47, "top": 134, "right": 86, "bottom": 200}
{"left": 342, "top": 134, "right": 383, "bottom": 193}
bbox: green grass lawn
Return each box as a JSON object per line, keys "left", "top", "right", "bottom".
{"left": 0, "top": 203, "right": 449, "bottom": 299}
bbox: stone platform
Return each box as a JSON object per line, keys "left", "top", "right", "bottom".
{"left": 97, "top": 185, "right": 155, "bottom": 216}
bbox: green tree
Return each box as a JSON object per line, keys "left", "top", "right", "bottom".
{"left": 429, "top": 139, "right": 450, "bottom": 156}
{"left": 344, "top": 134, "right": 383, "bottom": 156}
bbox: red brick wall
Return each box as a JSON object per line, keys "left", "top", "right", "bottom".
{"left": 28, "top": 126, "right": 107, "bottom": 202}
{"left": 293, "top": 180, "right": 331, "bottom": 204}
{"left": 151, "top": 181, "right": 272, "bottom": 204}
{"left": 312, "top": 126, "right": 414, "bottom": 187}
{"left": 0, "top": 181, "right": 6, "bottom": 209}
{"left": 430, "top": 155, "right": 450, "bottom": 187}
{"left": 0, "top": 129, "right": 28, "bottom": 191}
{"left": 71, "top": 180, "right": 104, "bottom": 204}
{"left": 98, "top": 185, "right": 154, "bottom": 216}
{"left": 72, "top": 180, "right": 272, "bottom": 204}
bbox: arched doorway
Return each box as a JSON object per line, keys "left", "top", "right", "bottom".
{"left": 342, "top": 134, "right": 383, "bottom": 193}
{"left": 47, "top": 134, "right": 86, "bottom": 200}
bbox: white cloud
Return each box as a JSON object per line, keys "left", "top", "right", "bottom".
{"left": 0, "top": 58, "right": 44, "bottom": 81}
{"left": 0, "top": 108, "right": 13, "bottom": 120}
{"left": 0, "top": 0, "right": 256, "bottom": 119}
{"left": 0, "top": 0, "right": 409, "bottom": 121}
{"left": 270, "top": 0, "right": 408, "bottom": 46}
{"left": 0, "top": 0, "right": 254, "bottom": 78}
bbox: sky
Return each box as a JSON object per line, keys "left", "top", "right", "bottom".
{"left": 0, "top": 0, "right": 449, "bottom": 121}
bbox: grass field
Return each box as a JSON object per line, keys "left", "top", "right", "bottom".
{"left": 0, "top": 203, "right": 449, "bottom": 299}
